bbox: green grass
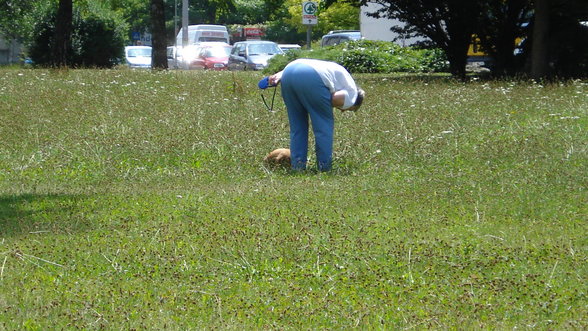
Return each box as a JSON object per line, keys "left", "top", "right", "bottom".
{"left": 0, "top": 67, "right": 586, "bottom": 329}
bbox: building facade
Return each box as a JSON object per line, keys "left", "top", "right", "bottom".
{"left": 0, "top": 37, "right": 22, "bottom": 64}
{"left": 360, "top": 3, "right": 428, "bottom": 46}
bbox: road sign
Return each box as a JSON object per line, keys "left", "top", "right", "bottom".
{"left": 302, "top": 1, "right": 318, "bottom": 25}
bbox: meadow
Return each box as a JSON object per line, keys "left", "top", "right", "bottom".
{"left": 0, "top": 67, "right": 586, "bottom": 329}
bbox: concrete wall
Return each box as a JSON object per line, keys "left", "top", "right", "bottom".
{"left": 0, "top": 37, "right": 23, "bottom": 64}
{"left": 360, "top": 3, "right": 428, "bottom": 46}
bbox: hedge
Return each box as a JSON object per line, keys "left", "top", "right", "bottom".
{"left": 265, "top": 40, "right": 448, "bottom": 75}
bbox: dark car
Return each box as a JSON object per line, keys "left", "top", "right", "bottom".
{"left": 320, "top": 30, "right": 362, "bottom": 47}
{"left": 228, "top": 41, "right": 283, "bottom": 71}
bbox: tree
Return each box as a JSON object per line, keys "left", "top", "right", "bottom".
{"left": 362, "top": 0, "right": 483, "bottom": 79}
{"left": 229, "top": 0, "right": 270, "bottom": 24}
{"left": 103, "top": 0, "right": 152, "bottom": 42}
{"left": 476, "top": 0, "right": 532, "bottom": 77}
{"left": 150, "top": 0, "right": 167, "bottom": 69}
{"left": 29, "top": 4, "right": 126, "bottom": 68}
{"left": 73, "top": 9, "right": 127, "bottom": 67}
{"left": 530, "top": 0, "right": 549, "bottom": 79}
{"left": 317, "top": 1, "right": 360, "bottom": 33}
{"left": 204, "top": 0, "right": 237, "bottom": 23}
{"left": 264, "top": 0, "right": 288, "bottom": 21}
{"left": 284, "top": 0, "right": 359, "bottom": 41}
{"left": 524, "top": 0, "right": 588, "bottom": 79}
{"left": 0, "top": 0, "right": 39, "bottom": 41}
{"left": 53, "top": 0, "right": 73, "bottom": 67}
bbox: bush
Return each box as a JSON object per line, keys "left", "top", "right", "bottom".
{"left": 28, "top": 9, "right": 57, "bottom": 66}
{"left": 265, "top": 40, "right": 448, "bottom": 74}
{"left": 417, "top": 48, "right": 449, "bottom": 73}
{"left": 336, "top": 48, "right": 389, "bottom": 73}
{"left": 28, "top": 5, "right": 127, "bottom": 68}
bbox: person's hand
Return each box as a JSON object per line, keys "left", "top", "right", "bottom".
{"left": 268, "top": 74, "right": 281, "bottom": 86}
{"left": 331, "top": 90, "right": 345, "bottom": 109}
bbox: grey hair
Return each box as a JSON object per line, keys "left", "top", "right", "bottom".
{"left": 353, "top": 88, "right": 365, "bottom": 110}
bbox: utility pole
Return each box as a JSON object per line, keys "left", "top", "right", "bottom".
{"left": 174, "top": 0, "right": 178, "bottom": 43}
{"left": 182, "top": 0, "right": 189, "bottom": 48}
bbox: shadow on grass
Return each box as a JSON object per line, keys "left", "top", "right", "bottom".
{"left": 265, "top": 163, "right": 360, "bottom": 177}
{"left": 0, "top": 194, "right": 90, "bottom": 237}
{"left": 359, "top": 72, "right": 493, "bottom": 84}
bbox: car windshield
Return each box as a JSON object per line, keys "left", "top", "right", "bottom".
{"left": 248, "top": 44, "right": 281, "bottom": 55}
{"left": 127, "top": 48, "right": 151, "bottom": 57}
{"left": 204, "top": 47, "right": 231, "bottom": 58}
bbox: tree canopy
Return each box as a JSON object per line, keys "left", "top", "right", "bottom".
{"left": 362, "top": 0, "right": 588, "bottom": 79}
{"left": 3, "top": 0, "right": 587, "bottom": 77}
{"left": 361, "top": 0, "right": 482, "bottom": 79}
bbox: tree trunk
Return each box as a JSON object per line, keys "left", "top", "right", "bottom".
{"left": 493, "top": 0, "right": 528, "bottom": 76}
{"left": 447, "top": 51, "right": 467, "bottom": 80}
{"left": 150, "top": 0, "right": 168, "bottom": 69}
{"left": 52, "top": 0, "right": 72, "bottom": 68}
{"left": 492, "top": 27, "right": 518, "bottom": 76}
{"left": 531, "top": 0, "right": 550, "bottom": 79}
{"left": 444, "top": 3, "right": 476, "bottom": 81}
{"left": 446, "top": 30, "right": 471, "bottom": 80}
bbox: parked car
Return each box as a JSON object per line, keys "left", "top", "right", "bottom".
{"left": 124, "top": 46, "right": 152, "bottom": 68}
{"left": 279, "top": 44, "right": 302, "bottom": 52}
{"left": 228, "top": 41, "right": 283, "bottom": 71}
{"left": 191, "top": 42, "right": 232, "bottom": 70}
{"left": 167, "top": 46, "right": 180, "bottom": 69}
{"left": 320, "top": 30, "right": 362, "bottom": 47}
{"left": 167, "top": 44, "right": 202, "bottom": 70}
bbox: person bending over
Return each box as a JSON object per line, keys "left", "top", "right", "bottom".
{"left": 267, "top": 58, "right": 364, "bottom": 171}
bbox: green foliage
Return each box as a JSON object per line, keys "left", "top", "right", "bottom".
{"left": 360, "top": 0, "right": 482, "bottom": 78}
{"left": 417, "top": 48, "right": 450, "bottom": 73}
{"left": 0, "top": 1, "right": 34, "bottom": 40}
{"left": 28, "top": 4, "right": 128, "bottom": 68}
{"left": 0, "top": 0, "right": 53, "bottom": 43}
{"left": 336, "top": 48, "right": 389, "bottom": 73}
{"left": 27, "top": 8, "right": 57, "bottom": 65}
{"left": 316, "top": 1, "right": 360, "bottom": 34}
{"left": 265, "top": 40, "right": 449, "bottom": 74}
{"left": 263, "top": 20, "right": 306, "bottom": 45}
{"left": 545, "top": 9, "right": 588, "bottom": 78}
{"left": 229, "top": 0, "right": 267, "bottom": 24}
{"left": 277, "top": 0, "right": 359, "bottom": 44}
{"left": 74, "top": 4, "right": 128, "bottom": 67}
{"left": 0, "top": 68, "right": 586, "bottom": 329}
{"left": 97, "top": 0, "right": 150, "bottom": 38}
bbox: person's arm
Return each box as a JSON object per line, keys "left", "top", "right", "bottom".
{"left": 331, "top": 90, "right": 346, "bottom": 108}
{"left": 268, "top": 70, "right": 283, "bottom": 86}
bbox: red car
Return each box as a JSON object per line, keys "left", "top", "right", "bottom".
{"left": 191, "top": 42, "right": 232, "bottom": 70}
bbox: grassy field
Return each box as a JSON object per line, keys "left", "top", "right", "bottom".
{"left": 0, "top": 67, "right": 586, "bottom": 329}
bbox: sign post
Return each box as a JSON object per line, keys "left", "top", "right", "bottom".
{"left": 302, "top": 1, "right": 318, "bottom": 49}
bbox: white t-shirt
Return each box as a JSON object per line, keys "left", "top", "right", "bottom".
{"left": 279, "top": 59, "right": 358, "bottom": 109}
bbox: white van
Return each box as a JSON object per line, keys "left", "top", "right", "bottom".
{"left": 175, "top": 25, "right": 229, "bottom": 46}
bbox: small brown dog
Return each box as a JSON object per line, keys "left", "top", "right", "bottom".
{"left": 263, "top": 148, "right": 291, "bottom": 168}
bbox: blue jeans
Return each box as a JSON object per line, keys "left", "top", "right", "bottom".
{"left": 280, "top": 63, "right": 334, "bottom": 171}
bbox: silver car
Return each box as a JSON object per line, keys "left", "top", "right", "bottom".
{"left": 228, "top": 41, "right": 283, "bottom": 71}
{"left": 320, "top": 30, "right": 362, "bottom": 47}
